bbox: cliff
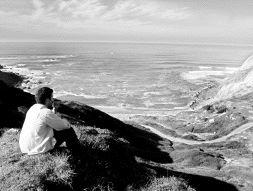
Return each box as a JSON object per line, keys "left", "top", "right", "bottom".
{"left": 216, "top": 55, "right": 253, "bottom": 100}
{"left": 192, "top": 54, "right": 253, "bottom": 109}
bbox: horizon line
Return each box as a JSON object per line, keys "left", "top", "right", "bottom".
{"left": 0, "top": 40, "right": 253, "bottom": 47}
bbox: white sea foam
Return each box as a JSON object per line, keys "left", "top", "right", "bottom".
{"left": 51, "top": 71, "right": 68, "bottom": 76}
{"left": 143, "top": 100, "right": 155, "bottom": 107}
{"left": 143, "top": 100, "right": 177, "bottom": 107}
{"left": 1, "top": 65, "right": 47, "bottom": 79}
{"left": 181, "top": 67, "right": 238, "bottom": 80}
{"left": 198, "top": 66, "right": 212, "bottom": 70}
{"left": 55, "top": 90, "right": 107, "bottom": 99}
{"left": 215, "top": 67, "right": 238, "bottom": 72}
{"left": 173, "top": 106, "right": 189, "bottom": 110}
{"left": 0, "top": 55, "right": 74, "bottom": 61}
{"left": 17, "top": 64, "right": 26, "bottom": 67}
{"left": 32, "top": 55, "right": 74, "bottom": 59}
{"left": 143, "top": 91, "right": 161, "bottom": 96}
{"left": 34, "top": 59, "right": 60, "bottom": 63}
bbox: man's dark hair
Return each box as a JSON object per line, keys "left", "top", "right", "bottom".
{"left": 35, "top": 87, "right": 53, "bottom": 104}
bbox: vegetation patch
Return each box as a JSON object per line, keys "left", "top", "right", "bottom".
{"left": 0, "top": 126, "right": 197, "bottom": 191}
{"left": 143, "top": 176, "right": 196, "bottom": 191}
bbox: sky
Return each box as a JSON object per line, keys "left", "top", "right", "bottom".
{"left": 0, "top": 0, "right": 253, "bottom": 44}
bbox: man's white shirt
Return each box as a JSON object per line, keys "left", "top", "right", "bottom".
{"left": 19, "top": 104, "right": 70, "bottom": 155}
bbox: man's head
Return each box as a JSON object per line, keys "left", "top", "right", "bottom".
{"left": 35, "top": 87, "right": 54, "bottom": 109}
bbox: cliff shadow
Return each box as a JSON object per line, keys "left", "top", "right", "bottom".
{"left": 144, "top": 164, "right": 239, "bottom": 191}
{"left": 0, "top": 80, "right": 35, "bottom": 131}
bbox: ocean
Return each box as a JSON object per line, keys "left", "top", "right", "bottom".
{"left": 0, "top": 42, "right": 252, "bottom": 116}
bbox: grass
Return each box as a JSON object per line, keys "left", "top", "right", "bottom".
{"left": 0, "top": 126, "right": 196, "bottom": 191}
{"left": 143, "top": 176, "right": 196, "bottom": 191}
{"left": 0, "top": 129, "right": 74, "bottom": 191}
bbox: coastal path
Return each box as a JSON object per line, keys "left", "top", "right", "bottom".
{"left": 141, "top": 120, "right": 253, "bottom": 145}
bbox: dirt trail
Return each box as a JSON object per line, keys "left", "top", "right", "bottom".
{"left": 141, "top": 120, "right": 253, "bottom": 145}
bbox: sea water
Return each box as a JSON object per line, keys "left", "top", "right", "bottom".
{"left": 0, "top": 42, "right": 252, "bottom": 116}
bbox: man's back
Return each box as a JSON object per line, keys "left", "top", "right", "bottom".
{"left": 19, "top": 87, "right": 78, "bottom": 155}
{"left": 19, "top": 104, "right": 55, "bottom": 155}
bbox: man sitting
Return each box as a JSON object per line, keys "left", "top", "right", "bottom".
{"left": 19, "top": 87, "right": 80, "bottom": 155}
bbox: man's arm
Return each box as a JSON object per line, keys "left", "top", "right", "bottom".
{"left": 45, "top": 109, "right": 71, "bottom": 131}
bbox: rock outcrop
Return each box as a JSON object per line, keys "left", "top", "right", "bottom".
{"left": 193, "top": 54, "right": 253, "bottom": 108}
{"left": 215, "top": 54, "right": 253, "bottom": 101}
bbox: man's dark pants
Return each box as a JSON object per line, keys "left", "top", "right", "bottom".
{"left": 53, "top": 128, "right": 80, "bottom": 153}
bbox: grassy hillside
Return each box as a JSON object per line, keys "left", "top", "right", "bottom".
{"left": 0, "top": 125, "right": 196, "bottom": 191}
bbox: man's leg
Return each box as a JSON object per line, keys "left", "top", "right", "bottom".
{"left": 53, "top": 128, "right": 80, "bottom": 152}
